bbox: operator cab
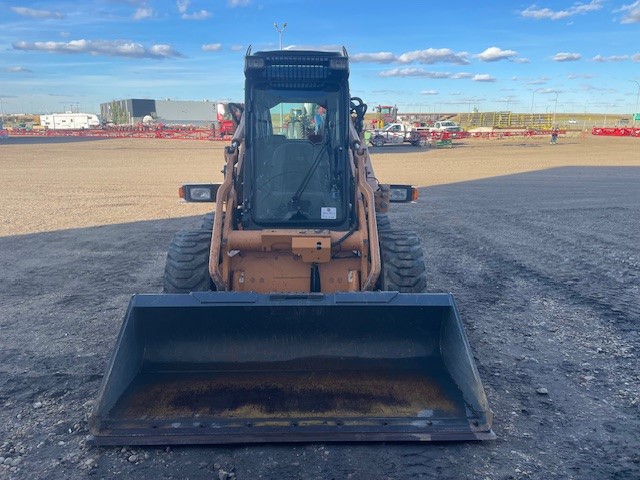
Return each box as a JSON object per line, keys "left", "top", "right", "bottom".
{"left": 241, "top": 49, "right": 352, "bottom": 231}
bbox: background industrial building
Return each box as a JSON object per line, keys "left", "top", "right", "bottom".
{"left": 99, "top": 99, "right": 227, "bottom": 126}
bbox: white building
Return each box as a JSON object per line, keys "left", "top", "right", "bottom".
{"left": 40, "top": 113, "right": 100, "bottom": 130}
{"left": 99, "top": 99, "right": 229, "bottom": 126}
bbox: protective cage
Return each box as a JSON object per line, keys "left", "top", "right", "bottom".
{"left": 88, "top": 292, "right": 494, "bottom": 445}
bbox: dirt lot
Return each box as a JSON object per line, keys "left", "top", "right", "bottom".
{"left": 1, "top": 134, "right": 639, "bottom": 479}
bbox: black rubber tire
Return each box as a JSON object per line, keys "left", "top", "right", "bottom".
{"left": 201, "top": 212, "right": 214, "bottom": 231}
{"left": 163, "top": 229, "right": 214, "bottom": 293}
{"left": 375, "top": 213, "right": 392, "bottom": 232}
{"left": 372, "top": 137, "right": 385, "bottom": 147}
{"left": 378, "top": 230, "right": 427, "bottom": 293}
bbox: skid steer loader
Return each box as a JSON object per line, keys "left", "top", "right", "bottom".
{"left": 88, "top": 48, "right": 494, "bottom": 445}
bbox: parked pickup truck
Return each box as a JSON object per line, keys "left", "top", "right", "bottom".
{"left": 368, "top": 123, "right": 428, "bottom": 147}
{"left": 428, "top": 120, "right": 464, "bottom": 138}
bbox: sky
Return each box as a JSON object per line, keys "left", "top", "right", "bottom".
{"left": 1, "top": 0, "right": 639, "bottom": 116}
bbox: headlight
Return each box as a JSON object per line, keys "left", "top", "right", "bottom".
{"left": 329, "top": 58, "right": 348, "bottom": 70}
{"left": 179, "top": 184, "right": 220, "bottom": 202}
{"left": 388, "top": 185, "right": 419, "bottom": 203}
{"left": 245, "top": 57, "right": 265, "bottom": 69}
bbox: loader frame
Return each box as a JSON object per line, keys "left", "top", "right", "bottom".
{"left": 88, "top": 48, "right": 495, "bottom": 446}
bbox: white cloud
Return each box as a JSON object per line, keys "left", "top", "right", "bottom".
{"left": 133, "top": 8, "right": 154, "bottom": 20}
{"left": 283, "top": 44, "right": 343, "bottom": 52}
{"left": 633, "top": 53, "right": 640, "bottom": 62}
{"left": 228, "top": 0, "right": 251, "bottom": 5}
{"left": 352, "top": 48, "right": 469, "bottom": 65}
{"left": 420, "top": 90, "right": 439, "bottom": 95}
{"left": 520, "top": 0, "right": 603, "bottom": 20}
{"left": 553, "top": 52, "right": 581, "bottom": 61}
{"left": 8, "top": 66, "right": 33, "bottom": 73}
{"left": 527, "top": 77, "right": 550, "bottom": 85}
{"left": 350, "top": 52, "right": 396, "bottom": 63}
{"left": 10, "top": 6, "right": 64, "bottom": 19}
{"left": 475, "top": 46, "right": 518, "bottom": 62}
{"left": 177, "top": 0, "right": 190, "bottom": 14}
{"left": 580, "top": 84, "right": 615, "bottom": 92}
{"left": 473, "top": 74, "right": 496, "bottom": 82}
{"left": 202, "top": 43, "right": 223, "bottom": 52}
{"left": 616, "top": 1, "right": 640, "bottom": 24}
{"left": 176, "top": 0, "right": 211, "bottom": 19}
{"left": 568, "top": 73, "right": 596, "bottom": 79}
{"left": 230, "top": 45, "right": 245, "bottom": 51}
{"left": 379, "top": 68, "right": 432, "bottom": 77}
{"left": 182, "top": 10, "right": 212, "bottom": 20}
{"left": 397, "top": 48, "right": 469, "bottom": 65}
{"left": 379, "top": 68, "right": 472, "bottom": 79}
{"left": 12, "top": 39, "right": 185, "bottom": 59}
{"left": 592, "top": 54, "right": 630, "bottom": 62}
{"left": 451, "top": 72, "right": 474, "bottom": 79}
{"left": 513, "top": 58, "right": 531, "bottom": 64}
{"left": 149, "top": 45, "right": 181, "bottom": 57}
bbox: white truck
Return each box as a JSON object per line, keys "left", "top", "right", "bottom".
{"left": 368, "top": 123, "right": 428, "bottom": 147}
{"left": 428, "top": 120, "right": 464, "bottom": 138}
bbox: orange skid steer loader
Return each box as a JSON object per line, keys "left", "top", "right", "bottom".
{"left": 88, "top": 48, "right": 494, "bottom": 445}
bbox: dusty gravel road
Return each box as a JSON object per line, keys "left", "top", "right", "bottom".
{"left": 0, "top": 135, "right": 639, "bottom": 479}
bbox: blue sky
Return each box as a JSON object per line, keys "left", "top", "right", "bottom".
{"left": 1, "top": 0, "right": 639, "bottom": 116}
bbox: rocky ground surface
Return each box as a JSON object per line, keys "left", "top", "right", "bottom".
{"left": 0, "top": 136, "right": 638, "bottom": 479}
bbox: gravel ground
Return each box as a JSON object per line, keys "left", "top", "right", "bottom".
{"left": 0, "top": 136, "right": 638, "bottom": 479}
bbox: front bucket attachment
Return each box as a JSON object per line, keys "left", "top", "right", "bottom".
{"left": 88, "top": 292, "right": 494, "bottom": 445}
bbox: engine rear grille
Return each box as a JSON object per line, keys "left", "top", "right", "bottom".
{"left": 266, "top": 64, "right": 328, "bottom": 80}
{"left": 268, "top": 81, "right": 325, "bottom": 89}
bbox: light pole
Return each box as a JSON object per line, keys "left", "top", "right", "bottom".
{"left": 530, "top": 88, "right": 543, "bottom": 127}
{"left": 583, "top": 100, "right": 590, "bottom": 132}
{"left": 273, "top": 22, "right": 287, "bottom": 134}
{"left": 530, "top": 89, "right": 538, "bottom": 114}
{"left": 273, "top": 22, "right": 287, "bottom": 50}
{"left": 552, "top": 91, "right": 559, "bottom": 125}
{"left": 632, "top": 80, "right": 640, "bottom": 128}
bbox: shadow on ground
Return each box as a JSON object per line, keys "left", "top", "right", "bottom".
{"left": 1, "top": 167, "right": 639, "bottom": 479}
